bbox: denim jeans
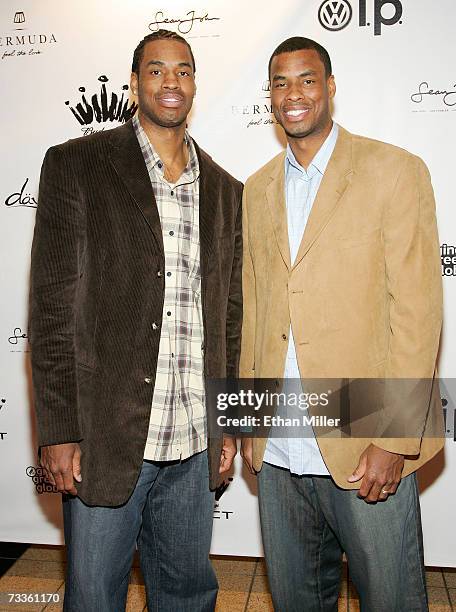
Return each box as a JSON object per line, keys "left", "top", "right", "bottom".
{"left": 258, "top": 463, "right": 428, "bottom": 612}
{"left": 62, "top": 450, "right": 217, "bottom": 612}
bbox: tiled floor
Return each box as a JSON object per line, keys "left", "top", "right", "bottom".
{"left": 0, "top": 543, "right": 455, "bottom": 611}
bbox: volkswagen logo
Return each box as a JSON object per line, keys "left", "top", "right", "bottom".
{"left": 318, "top": 0, "right": 353, "bottom": 31}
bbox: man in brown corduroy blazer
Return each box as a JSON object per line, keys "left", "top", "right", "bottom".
{"left": 30, "top": 30, "right": 242, "bottom": 612}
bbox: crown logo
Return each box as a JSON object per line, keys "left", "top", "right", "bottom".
{"left": 13, "top": 11, "right": 25, "bottom": 24}
{"left": 65, "top": 75, "right": 138, "bottom": 126}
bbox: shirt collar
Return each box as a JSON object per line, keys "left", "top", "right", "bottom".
{"left": 132, "top": 114, "right": 199, "bottom": 183}
{"left": 286, "top": 122, "right": 339, "bottom": 179}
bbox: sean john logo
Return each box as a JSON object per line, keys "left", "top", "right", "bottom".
{"left": 411, "top": 82, "right": 456, "bottom": 113}
{"left": 65, "top": 75, "right": 138, "bottom": 135}
{"left": 149, "top": 10, "right": 220, "bottom": 36}
{"left": 8, "top": 327, "right": 29, "bottom": 345}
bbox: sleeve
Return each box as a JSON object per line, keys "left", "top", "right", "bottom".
{"left": 373, "top": 154, "right": 443, "bottom": 455}
{"left": 29, "top": 145, "right": 85, "bottom": 447}
{"left": 225, "top": 181, "right": 243, "bottom": 378}
{"left": 239, "top": 184, "right": 257, "bottom": 379}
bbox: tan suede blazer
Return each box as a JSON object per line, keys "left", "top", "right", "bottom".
{"left": 240, "top": 126, "right": 444, "bottom": 489}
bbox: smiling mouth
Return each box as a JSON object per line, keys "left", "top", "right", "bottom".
{"left": 284, "top": 108, "right": 310, "bottom": 120}
{"left": 157, "top": 95, "right": 184, "bottom": 108}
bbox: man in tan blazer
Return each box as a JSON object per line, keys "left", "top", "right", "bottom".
{"left": 240, "top": 36, "right": 443, "bottom": 611}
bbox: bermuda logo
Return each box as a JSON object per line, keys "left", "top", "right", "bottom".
{"left": 318, "top": 0, "right": 353, "bottom": 31}
{"left": 13, "top": 11, "right": 26, "bottom": 25}
{"left": 1, "top": 11, "right": 58, "bottom": 60}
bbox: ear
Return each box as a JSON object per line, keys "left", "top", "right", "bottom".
{"left": 327, "top": 75, "right": 336, "bottom": 100}
{"left": 130, "top": 72, "right": 138, "bottom": 97}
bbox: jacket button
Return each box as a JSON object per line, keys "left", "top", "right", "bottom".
{"left": 144, "top": 377, "right": 152, "bottom": 384}
{"left": 157, "top": 271, "right": 162, "bottom": 277}
{"left": 282, "top": 334, "right": 287, "bottom": 340}
{"left": 152, "top": 322, "right": 158, "bottom": 330}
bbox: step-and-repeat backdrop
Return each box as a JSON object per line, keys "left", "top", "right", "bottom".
{"left": 1, "top": 0, "right": 455, "bottom": 565}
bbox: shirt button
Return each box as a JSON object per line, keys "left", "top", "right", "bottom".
{"left": 144, "top": 377, "right": 152, "bottom": 384}
{"left": 169, "top": 230, "right": 174, "bottom": 236}
{"left": 170, "top": 190, "right": 174, "bottom": 196}
{"left": 158, "top": 162, "right": 163, "bottom": 169}
{"left": 166, "top": 271, "right": 171, "bottom": 277}
{"left": 282, "top": 334, "right": 287, "bottom": 340}
{"left": 152, "top": 322, "right": 158, "bottom": 330}
{"left": 167, "top": 311, "right": 172, "bottom": 316}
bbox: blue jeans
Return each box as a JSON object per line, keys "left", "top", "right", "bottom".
{"left": 62, "top": 450, "right": 217, "bottom": 612}
{"left": 258, "top": 463, "right": 428, "bottom": 612}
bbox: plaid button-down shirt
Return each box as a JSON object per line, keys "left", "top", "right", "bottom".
{"left": 133, "top": 116, "right": 206, "bottom": 462}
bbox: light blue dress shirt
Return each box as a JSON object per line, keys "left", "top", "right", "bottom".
{"left": 263, "top": 123, "right": 339, "bottom": 475}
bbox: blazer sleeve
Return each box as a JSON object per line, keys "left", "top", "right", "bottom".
{"left": 239, "top": 183, "right": 257, "bottom": 379}
{"left": 29, "top": 144, "right": 85, "bottom": 447}
{"left": 225, "top": 181, "right": 243, "bottom": 378}
{"left": 373, "top": 154, "right": 443, "bottom": 455}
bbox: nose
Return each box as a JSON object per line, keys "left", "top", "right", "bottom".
{"left": 162, "top": 70, "right": 179, "bottom": 89}
{"left": 286, "top": 81, "right": 303, "bottom": 101}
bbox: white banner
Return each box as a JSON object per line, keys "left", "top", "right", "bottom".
{"left": 1, "top": 0, "right": 455, "bottom": 565}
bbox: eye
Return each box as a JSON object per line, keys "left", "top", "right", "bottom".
{"left": 303, "top": 79, "right": 315, "bottom": 85}
{"left": 273, "top": 82, "right": 286, "bottom": 88}
{"left": 150, "top": 69, "right": 161, "bottom": 75}
{"left": 178, "top": 70, "right": 190, "bottom": 77}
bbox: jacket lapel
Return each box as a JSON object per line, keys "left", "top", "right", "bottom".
{"left": 108, "top": 120, "right": 164, "bottom": 253}
{"left": 195, "top": 142, "right": 217, "bottom": 273}
{"left": 292, "top": 127, "right": 354, "bottom": 268}
{"left": 265, "top": 152, "right": 291, "bottom": 270}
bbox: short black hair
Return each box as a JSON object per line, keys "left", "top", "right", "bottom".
{"left": 268, "top": 36, "right": 332, "bottom": 78}
{"left": 132, "top": 29, "right": 196, "bottom": 75}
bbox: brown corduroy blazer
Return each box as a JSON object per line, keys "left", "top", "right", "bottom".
{"left": 30, "top": 120, "right": 243, "bottom": 506}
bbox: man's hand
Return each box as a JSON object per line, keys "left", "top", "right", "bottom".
{"left": 219, "top": 435, "right": 237, "bottom": 474}
{"left": 348, "top": 443, "right": 404, "bottom": 502}
{"left": 40, "top": 442, "right": 82, "bottom": 495}
{"left": 240, "top": 437, "right": 256, "bottom": 475}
